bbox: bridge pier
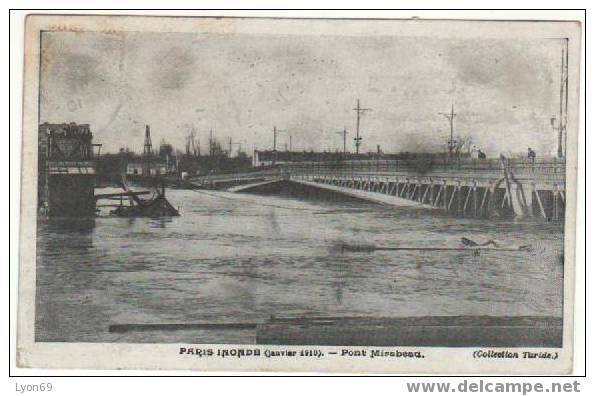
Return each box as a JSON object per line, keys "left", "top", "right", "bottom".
{"left": 472, "top": 185, "right": 478, "bottom": 217}
{"left": 509, "top": 183, "right": 531, "bottom": 218}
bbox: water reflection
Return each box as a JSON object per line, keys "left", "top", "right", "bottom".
{"left": 38, "top": 218, "right": 96, "bottom": 252}
{"left": 43, "top": 217, "right": 96, "bottom": 233}
{"left": 148, "top": 217, "right": 174, "bottom": 229}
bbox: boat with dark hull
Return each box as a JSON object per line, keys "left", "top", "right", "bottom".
{"left": 95, "top": 176, "right": 180, "bottom": 218}
{"left": 110, "top": 187, "right": 179, "bottom": 217}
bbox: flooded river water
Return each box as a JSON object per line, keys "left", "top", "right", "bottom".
{"left": 35, "top": 184, "right": 564, "bottom": 343}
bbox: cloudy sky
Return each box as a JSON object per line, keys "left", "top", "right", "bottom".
{"left": 40, "top": 31, "right": 565, "bottom": 156}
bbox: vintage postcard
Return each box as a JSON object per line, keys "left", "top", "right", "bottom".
{"left": 17, "top": 14, "right": 581, "bottom": 373}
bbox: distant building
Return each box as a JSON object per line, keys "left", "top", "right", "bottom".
{"left": 126, "top": 161, "right": 168, "bottom": 176}
{"left": 253, "top": 150, "right": 347, "bottom": 167}
{"left": 253, "top": 150, "right": 287, "bottom": 167}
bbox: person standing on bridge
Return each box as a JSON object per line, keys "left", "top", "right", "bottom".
{"left": 527, "top": 148, "right": 536, "bottom": 169}
{"left": 471, "top": 145, "right": 479, "bottom": 159}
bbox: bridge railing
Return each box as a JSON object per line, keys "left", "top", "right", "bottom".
{"left": 280, "top": 157, "right": 566, "bottom": 178}
{"left": 190, "top": 168, "right": 282, "bottom": 184}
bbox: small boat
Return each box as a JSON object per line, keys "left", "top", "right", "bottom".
{"left": 95, "top": 176, "right": 180, "bottom": 218}
{"left": 110, "top": 187, "right": 179, "bottom": 217}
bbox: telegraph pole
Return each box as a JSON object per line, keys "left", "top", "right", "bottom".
{"left": 439, "top": 104, "right": 457, "bottom": 157}
{"left": 557, "top": 42, "right": 568, "bottom": 159}
{"left": 336, "top": 127, "right": 348, "bottom": 156}
{"left": 228, "top": 137, "right": 233, "bottom": 158}
{"left": 353, "top": 99, "right": 372, "bottom": 155}
{"left": 272, "top": 126, "right": 285, "bottom": 165}
{"left": 209, "top": 129, "right": 214, "bottom": 156}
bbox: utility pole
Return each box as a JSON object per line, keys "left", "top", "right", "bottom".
{"left": 353, "top": 99, "right": 372, "bottom": 155}
{"left": 191, "top": 132, "right": 195, "bottom": 156}
{"left": 557, "top": 42, "right": 568, "bottom": 159}
{"left": 272, "top": 126, "right": 285, "bottom": 165}
{"left": 289, "top": 135, "right": 293, "bottom": 152}
{"left": 336, "top": 127, "right": 348, "bottom": 156}
{"left": 439, "top": 104, "right": 457, "bottom": 157}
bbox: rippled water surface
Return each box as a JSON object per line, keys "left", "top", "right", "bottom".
{"left": 35, "top": 187, "right": 564, "bottom": 343}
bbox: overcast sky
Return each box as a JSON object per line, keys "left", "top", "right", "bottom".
{"left": 40, "top": 31, "right": 565, "bottom": 156}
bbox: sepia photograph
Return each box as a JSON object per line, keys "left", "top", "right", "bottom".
{"left": 16, "top": 13, "right": 582, "bottom": 373}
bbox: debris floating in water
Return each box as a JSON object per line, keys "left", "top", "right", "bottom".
{"left": 331, "top": 239, "right": 532, "bottom": 254}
